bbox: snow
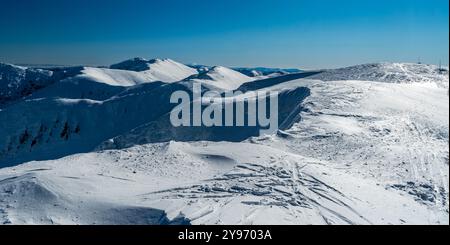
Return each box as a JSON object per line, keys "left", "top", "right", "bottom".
{"left": 234, "top": 67, "right": 302, "bottom": 77}
{"left": 59, "top": 63, "right": 196, "bottom": 87}
{"left": 186, "top": 66, "right": 255, "bottom": 91}
{"left": 0, "top": 61, "right": 448, "bottom": 225}
{"left": 110, "top": 58, "right": 198, "bottom": 83}
{"left": 55, "top": 98, "right": 103, "bottom": 105}
{"left": 310, "top": 62, "right": 449, "bottom": 88}
{"left": 260, "top": 79, "right": 449, "bottom": 217}
{"left": 0, "top": 63, "right": 53, "bottom": 107}
{"left": 77, "top": 67, "right": 161, "bottom": 86}
{"left": 0, "top": 58, "right": 196, "bottom": 106}
{"left": 0, "top": 140, "right": 446, "bottom": 225}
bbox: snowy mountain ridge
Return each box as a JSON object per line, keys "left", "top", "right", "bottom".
{"left": 184, "top": 66, "right": 255, "bottom": 91}
{"left": 0, "top": 59, "right": 448, "bottom": 225}
{"left": 110, "top": 57, "right": 198, "bottom": 83}
{"left": 0, "top": 58, "right": 201, "bottom": 107}
{"left": 0, "top": 63, "right": 54, "bottom": 106}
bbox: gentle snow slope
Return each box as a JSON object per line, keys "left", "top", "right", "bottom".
{"left": 110, "top": 58, "right": 198, "bottom": 83}
{"left": 185, "top": 66, "right": 255, "bottom": 91}
{"left": 310, "top": 63, "right": 449, "bottom": 88}
{"left": 75, "top": 67, "right": 166, "bottom": 86}
{"left": 261, "top": 79, "right": 449, "bottom": 218}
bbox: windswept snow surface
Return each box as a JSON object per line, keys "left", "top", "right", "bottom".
{"left": 0, "top": 61, "right": 448, "bottom": 225}
{"left": 75, "top": 67, "right": 165, "bottom": 87}
{"left": 110, "top": 58, "right": 198, "bottom": 83}
{"left": 310, "top": 63, "right": 449, "bottom": 88}
{"left": 185, "top": 66, "right": 255, "bottom": 91}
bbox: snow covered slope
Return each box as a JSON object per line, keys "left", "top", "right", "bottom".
{"left": 110, "top": 58, "right": 198, "bottom": 83}
{"left": 98, "top": 86, "right": 310, "bottom": 149}
{"left": 0, "top": 63, "right": 53, "bottom": 106}
{"left": 310, "top": 63, "right": 449, "bottom": 88}
{"left": 189, "top": 65, "right": 301, "bottom": 78}
{"left": 234, "top": 67, "right": 302, "bottom": 77}
{"left": 185, "top": 66, "right": 255, "bottom": 91}
{"left": 0, "top": 61, "right": 448, "bottom": 225}
{"left": 260, "top": 79, "right": 449, "bottom": 217}
{"left": 25, "top": 60, "right": 197, "bottom": 101}
{"left": 0, "top": 81, "right": 185, "bottom": 166}
{"left": 1, "top": 58, "right": 196, "bottom": 107}
{"left": 0, "top": 140, "right": 446, "bottom": 225}
{"left": 74, "top": 67, "right": 167, "bottom": 86}
{"left": 0, "top": 70, "right": 312, "bottom": 166}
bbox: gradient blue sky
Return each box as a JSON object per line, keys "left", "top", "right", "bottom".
{"left": 0, "top": 0, "right": 448, "bottom": 69}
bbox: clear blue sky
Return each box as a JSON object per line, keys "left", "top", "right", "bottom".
{"left": 0, "top": 0, "right": 448, "bottom": 69}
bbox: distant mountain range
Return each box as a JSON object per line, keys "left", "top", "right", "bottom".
{"left": 188, "top": 64, "right": 302, "bottom": 77}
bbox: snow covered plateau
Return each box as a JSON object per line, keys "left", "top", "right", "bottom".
{"left": 0, "top": 58, "right": 448, "bottom": 225}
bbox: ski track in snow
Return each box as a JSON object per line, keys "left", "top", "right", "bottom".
{"left": 262, "top": 79, "right": 449, "bottom": 215}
